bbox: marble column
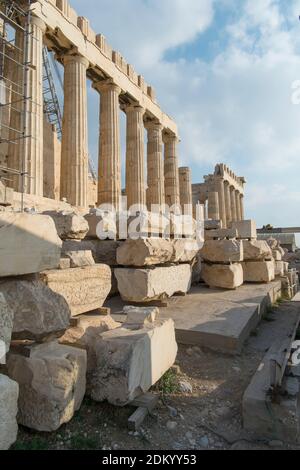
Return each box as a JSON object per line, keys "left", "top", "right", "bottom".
{"left": 224, "top": 181, "right": 232, "bottom": 227}
{"left": 235, "top": 190, "right": 241, "bottom": 221}
{"left": 216, "top": 177, "right": 227, "bottom": 228}
{"left": 163, "top": 133, "right": 180, "bottom": 209}
{"left": 125, "top": 104, "right": 146, "bottom": 210}
{"left": 61, "top": 54, "right": 89, "bottom": 207}
{"left": 23, "top": 16, "right": 46, "bottom": 196}
{"left": 95, "top": 80, "right": 121, "bottom": 209}
{"left": 207, "top": 191, "right": 220, "bottom": 220}
{"left": 230, "top": 186, "right": 237, "bottom": 221}
{"left": 179, "top": 167, "right": 192, "bottom": 216}
{"left": 145, "top": 121, "right": 164, "bottom": 210}
{"left": 240, "top": 194, "right": 245, "bottom": 220}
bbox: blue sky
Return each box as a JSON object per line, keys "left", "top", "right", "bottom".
{"left": 64, "top": 0, "right": 300, "bottom": 237}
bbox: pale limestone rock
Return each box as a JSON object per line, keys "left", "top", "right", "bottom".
{"left": 266, "top": 238, "right": 279, "bottom": 250}
{"left": 0, "top": 213, "right": 62, "bottom": 277}
{"left": 191, "top": 252, "right": 202, "bottom": 284}
{"left": 273, "top": 249, "right": 283, "bottom": 261}
{"left": 62, "top": 239, "right": 122, "bottom": 265}
{"left": 87, "top": 318, "right": 178, "bottom": 405}
{"left": 117, "top": 238, "right": 173, "bottom": 266}
{"left": 7, "top": 342, "right": 87, "bottom": 432}
{"left": 231, "top": 220, "right": 257, "bottom": 239}
{"left": 0, "top": 292, "right": 14, "bottom": 355}
{"left": 39, "top": 265, "right": 111, "bottom": 317}
{"left": 115, "top": 264, "right": 192, "bottom": 302}
{"left": 0, "top": 181, "right": 13, "bottom": 206}
{"left": 0, "top": 374, "right": 19, "bottom": 450}
{"left": 200, "top": 239, "right": 243, "bottom": 263}
{"left": 205, "top": 228, "right": 238, "bottom": 240}
{"left": 59, "top": 314, "right": 121, "bottom": 371}
{"left": 202, "top": 263, "right": 243, "bottom": 289}
{"left": 243, "top": 240, "right": 272, "bottom": 261}
{"left": 59, "top": 258, "right": 71, "bottom": 270}
{"left": 0, "top": 278, "right": 71, "bottom": 341}
{"left": 172, "top": 239, "right": 199, "bottom": 263}
{"left": 242, "top": 261, "right": 275, "bottom": 283}
{"left": 43, "top": 210, "right": 89, "bottom": 240}
{"left": 275, "top": 261, "right": 285, "bottom": 277}
{"left": 63, "top": 249, "right": 95, "bottom": 268}
{"left": 123, "top": 306, "right": 159, "bottom": 326}
{"left": 205, "top": 220, "right": 222, "bottom": 230}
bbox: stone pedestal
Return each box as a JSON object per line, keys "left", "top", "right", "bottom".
{"left": 95, "top": 80, "right": 121, "bottom": 209}
{"left": 145, "top": 121, "right": 165, "bottom": 210}
{"left": 125, "top": 104, "right": 146, "bottom": 210}
{"left": 163, "top": 134, "right": 180, "bottom": 209}
{"left": 61, "top": 54, "right": 89, "bottom": 207}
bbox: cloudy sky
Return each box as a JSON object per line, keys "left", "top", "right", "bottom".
{"left": 68, "top": 0, "right": 300, "bottom": 232}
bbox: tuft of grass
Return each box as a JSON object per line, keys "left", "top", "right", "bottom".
{"left": 156, "top": 369, "right": 179, "bottom": 396}
{"left": 13, "top": 437, "right": 49, "bottom": 450}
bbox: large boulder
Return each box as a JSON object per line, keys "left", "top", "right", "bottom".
{"left": 87, "top": 317, "right": 178, "bottom": 405}
{"left": 0, "top": 212, "right": 62, "bottom": 277}
{"left": 115, "top": 264, "right": 192, "bottom": 302}
{"left": 43, "top": 210, "right": 89, "bottom": 240}
{"left": 202, "top": 263, "right": 244, "bottom": 289}
{"left": 242, "top": 260, "right": 275, "bottom": 283}
{"left": 243, "top": 240, "right": 272, "bottom": 261}
{"left": 0, "top": 278, "right": 70, "bottom": 341}
{"left": 200, "top": 239, "right": 243, "bottom": 263}
{"left": 0, "top": 292, "right": 14, "bottom": 357}
{"left": 39, "top": 265, "right": 111, "bottom": 317}
{"left": 7, "top": 342, "right": 87, "bottom": 432}
{"left": 0, "top": 374, "right": 19, "bottom": 450}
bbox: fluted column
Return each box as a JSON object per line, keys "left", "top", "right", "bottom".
{"left": 240, "top": 194, "right": 245, "bottom": 220}
{"left": 61, "top": 54, "right": 89, "bottom": 207}
{"left": 163, "top": 133, "right": 180, "bottom": 209}
{"left": 95, "top": 80, "right": 121, "bottom": 209}
{"left": 216, "top": 177, "right": 227, "bottom": 228}
{"left": 125, "top": 104, "right": 146, "bottom": 210}
{"left": 179, "top": 167, "right": 192, "bottom": 216}
{"left": 207, "top": 191, "right": 220, "bottom": 220}
{"left": 224, "top": 181, "right": 232, "bottom": 226}
{"left": 23, "top": 16, "right": 46, "bottom": 196}
{"left": 235, "top": 190, "right": 241, "bottom": 221}
{"left": 145, "top": 121, "right": 164, "bottom": 210}
{"left": 230, "top": 186, "right": 237, "bottom": 221}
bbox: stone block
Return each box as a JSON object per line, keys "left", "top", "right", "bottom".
{"left": 200, "top": 239, "right": 243, "bottom": 263}
{"left": 59, "top": 258, "right": 71, "bottom": 270}
{"left": 0, "top": 278, "right": 70, "bottom": 341}
{"left": 86, "top": 318, "right": 177, "bottom": 405}
{"left": 0, "top": 181, "right": 13, "bottom": 206}
{"left": 0, "top": 292, "right": 14, "bottom": 356}
{"left": 231, "top": 220, "right": 257, "bottom": 239}
{"left": 123, "top": 306, "right": 159, "bottom": 327}
{"left": 0, "top": 374, "right": 18, "bottom": 450}
{"left": 115, "top": 264, "right": 192, "bottom": 302}
{"left": 242, "top": 260, "right": 275, "bottom": 283}
{"left": 0, "top": 213, "right": 62, "bottom": 277}
{"left": 172, "top": 239, "right": 200, "bottom": 263}
{"left": 204, "top": 220, "right": 222, "bottom": 230}
{"left": 7, "top": 342, "right": 87, "bottom": 432}
{"left": 191, "top": 252, "right": 202, "bottom": 284}
{"left": 39, "top": 265, "right": 111, "bottom": 317}
{"left": 275, "top": 261, "right": 285, "bottom": 277}
{"left": 201, "top": 263, "right": 243, "bottom": 290}
{"left": 273, "top": 249, "right": 283, "bottom": 261}
{"left": 205, "top": 228, "right": 238, "bottom": 240}
{"left": 62, "top": 239, "right": 122, "bottom": 266}
{"left": 62, "top": 249, "right": 95, "bottom": 268}
{"left": 117, "top": 238, "right": 173, "bottom": 266}
{"left": 43, "top": 210, "right": 89, "bottom": 240}
{"left": 243, "top": 240, "right": 272, "bottom": 261}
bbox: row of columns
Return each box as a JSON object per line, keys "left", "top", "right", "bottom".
{"left": 208, "top": 179, "right": 244, "bottom": 228}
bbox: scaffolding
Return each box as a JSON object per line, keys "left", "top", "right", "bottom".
{"left": 0, "top": 0, "right": 33, "bottom": 211}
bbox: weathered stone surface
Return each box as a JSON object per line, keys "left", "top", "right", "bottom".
{"left": 231, "top": 220, "right": 257, "bottom": 239}
{"left": 272, "top": 249, "right": 283, "bottom": 261}
{"left": 0, "top": 292, "right": 14, "bottom": 355}
{"left": 115, "top": 265, "right": 192, "bottom": 302}
{"left": 0, "top": 213, "right": 62, "bottom": 277}
{"left": 59, "top": 258, "right": 71, "bottom": 270}
{"left": 43, "top": 210, "right": 89, "bottom": 240}
{"left": 242, "top": 261, "right": 275, "bottom": 283}
{"left": 62, "top": 239, "right": 122, "bottom": 266}
{"left": 266, "top": 238, "right": 279, "bottom": 250}
{"left": 0, "top": 278, "right": 70, "bottom": 341}
{"left": 172, "top": 239, "right": 199, "bottom": 263}
{"left": 39, "top": 265, "right": 111, "bottom": 316}
{"left": 275, "top": 261, "right": 285, "bottom": 277}
{"left": 62, "top": 249, "right": 95, "bottom": 268}
{"left": 87, "top": 318, "right": 178, "bottom": 405}
{"left": 59, "top": 314, "right": 120, "bottom": 371}
{"left": 205, "top": 228, "right": 238, "bottom": 240}
{"left": 200, "top": 239, "right": 243, "bottom": 263}
{"left": 7, "top": 342, "right": 87, "bottom": 432}
{"left": 191, "top": 252, "right": 202, "bottom": 284}
{"left": 243, "top": 240, "right": 272, "bottom": 261}
{"left": 0, "top": 374, "right": 18, "bottom": 450}
{"left": 205, "top": 220, "right": 222, "bottom": 230}
{"left": 123, "top": 306, "right": 159, "bottom": 327}
{"left": 0, "top": 181, "right": 13, "bottom": 206}
{"left": 201, "top": 263, "right": 244, "bottom": 289}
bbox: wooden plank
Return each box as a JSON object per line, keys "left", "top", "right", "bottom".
{"left": 128, "top": 407, "right": 148, "bottom": 431}
{"left": 131, "top": 393, "right": 159, "bottom": 412}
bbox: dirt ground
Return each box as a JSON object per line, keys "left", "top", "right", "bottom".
{"left": 12, "top": 300, "right": 300, "bottom": 451}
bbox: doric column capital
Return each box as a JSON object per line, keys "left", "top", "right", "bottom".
{"left": 29, "top": 15, "right": 47, "bottom": 33}
{"left": 93, "top": 79, "right": 121, "bottom": 95}
{"left": 163, "top": 132, "right": 179, "bottom": 144}
{"left": 124, "top": 103, "right": 145, "bottom": 115}
{"left": 144, "top": 120, "right": 163, "bottom": 132}
{"left": 61, "top": 53, "right": 89, "bottom": 69}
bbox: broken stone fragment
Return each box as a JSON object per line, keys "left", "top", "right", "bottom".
{"left": 62, "top": 249, "right": 95, "bottom": 268}
{"left": 6, "top": 342, "right": 87, "bottom": 432}
{"left": 171, "top": 239, "right": 199, "bottom": 263}
{"left": 0, "top": 212, "right": 62, "bottom": 277}
{"left": 62, "top": 239, "right": 122, "bottom": 265}
{"left": 43, "top": 210, "right": 89, "bottom": 240}
{"left": 86, "top": 318, "right": 178, "bottom": 406}
{"left": 205, "top": 228, "right": 238, "bottom": 240}
{"left": 242, "top": 260, "right": 275, "bottom": 283}
{"left": 59, "top": 257, "right": 71, "bottom": 270}
{"left": 0, "top": 292, "right": 14, "bottom": 355}
{"left": 115, "top": 264, "right": 192, "bottom": 302}
{"left": 39, "top": 264, "right": 111, "bottom": 317}
{"left": 123, "top": 306, "right": 159, "bottom": 327}
{"left": 201, "top": 263, "right": 244, "bottom": 289}
{"left": 0, "top": 278, "right": 70, "bottom": 341}
{"left": 272, "top": 249, "right": 283, "bottom": 261}
{"left": 242, "top": 240, "right": 272, "bottom": 261}
{"left": 200, "top": 239, "right": 243, "bottom": 263}
{"left": 0, "top": 374, "right": 19, "bottom": 450}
